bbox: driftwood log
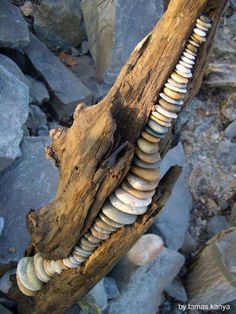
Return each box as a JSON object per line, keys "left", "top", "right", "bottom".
{"left": 10, "top": 0, "right": 228, "bottom": 313}
{"left": 187, "top": 227, "right": 236, "bottom": 306}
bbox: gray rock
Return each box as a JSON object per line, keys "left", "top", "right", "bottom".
{"left": 230, "top": 202, "right": 236, "bottom": 226}
{"left": 216, "top": 140, "right": 236, "bottom": 166}
{"left": 221, "top": 93, "right": 236, "bottom": 122}
{"left": 0, "top": 54, "right": 27, "bottom": 85}
{"left": 155, "top": 143, "right": 192, "bottom": 251}
{"left": 34, "top": 0, "right": 83, "bottom": 49}
{"left": 24, "top": 34, "right": 93, "bottom": 119}
{"left": 107, "top": 248, "right": 185, "bottom": 314}
{"left": 165, "top": 277, "right": 188, "bottom": 302}
{"left": 0, "top": 304, "right": 12, "bottom": 314}
{"left": 0, "top": 0, "right": 29, "bottom": 49}
{"left": 25, "top": 75, "right": 49, "bottom": 105}
{"left": 208, "top": 216, "right": 230, "bottom": 237}
{"left": 225, "top": 120, "right": 236, "bottom": 138}
{"left": 25, "top": 104, "right": 48, "bottom": 135}
{"left": 0, "top": 62, "right": 29, "bottom": 172}
{"left": 0, "top": 217, "right": 4, "bottom": 236}
{"left": 0, "top": 298, "right": 16, "bottom": 309}
{"left": 104, "top": 277, "right": 120, "bottom": 300}
{"left": 204, "top": 63, "right": 236, "bottom": 89}
{"left": 78, "top": 279, "right": 108, "bottom": 314}
{"left": 81, "top": 0, "right": 164, "bottom": 84}
{"left": 0, "top": 269, "right": 16, "bottom": 294}
{"left": 181, "top": 231, "right": 197, "bottom": 253}
{"left": 0, "top": 137, "right": 59, "bottom": 269}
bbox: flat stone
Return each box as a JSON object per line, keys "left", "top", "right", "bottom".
{"left": 0, "top": 269, "right": 16, "bottom": 294}
{"left": 127, "top": 234, "right": 164, "bottom": 266}
{"left": 102, "top": 201, "right": 137, "bottom": 225}
{"left": 205, "top": 63, "right": 236, "bottom": 89}
{"left": 104, "top": 277, "right": 120, "bottom": 300}
{"left": 127, "top": 173, "right": 159, "bottom": 192}
{"left": 81, "top": 0, "right": 163, "bottom": 84}
{"left": 78, "top": 279, "right": 108, "bottom": 314}
{"left": 109, "top": 193, "right": 147, "bottom": 215}
{"left": 155, "top": 142, "right": 192, "bottom": 251}
{"left": 207, "top": 216, "right": 230, "bottom": 237}
{"left": 0, "top": 60, "right": 29, "bottom": 172}
{"left": 24, "top": 34, "right": 93, "bottom": 119}
{"left": 165, "top": 277, "right": 188, "bottom": 302}
{"left": 25, "top": 75, "right": 49, "bottom": 105}
{"left": 34, "top": 0, "right": 83, "bottom": 49}
{"left": 131, "top": 165, "right": 160, "bottom": 182}
{"left": 0, "top": 137, "right": 59, "bottom": 269}
{"left": 114, "top": 187, "right": 151, "bottom": 207}
{"left": 181, "top": 231, "right": 197, "bottom": 253}
{"left": 0, "top": 0, "right": 29, "bottom": 49}
{"left": 121, "top": 180, "right": 155, "bottom": 200}
{"left": 108, "top": 248, "right": 185, "bottom": 314}
{"left": 224, "top": 120, "right": 236, "bottom": 138}
{"left": 0, "top": 54, "right": 27, "bottom": 85}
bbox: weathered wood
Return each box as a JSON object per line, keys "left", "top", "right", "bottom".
{"left": 11, "top": 166, "right": 182, "bottom": 313}
{"left": 9, "top": 0, "right": 228, "bottom": 312}
{"left": 186, "top": 227, "right": 236, "bottom": 306}
{"left": 27, "top": 0, "right": 227, "bottom": 261}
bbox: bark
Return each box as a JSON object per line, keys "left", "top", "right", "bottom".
{"left": 9, "top": 0, "right": 228, "bottom": 312}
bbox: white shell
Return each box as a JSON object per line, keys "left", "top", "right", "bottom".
{"left": 148, "top": 119, "right": 169, "bottom": 134}
{"left": 176, "top": 63, "right": 191, "bottom": 74}
{"left": 183, "top": 51, "right": 195, "bottom": 60}
{"left": 155, "top": 105, "right": 178, "bottom": 119}
{"left": 165, "top": 82, "right": 187, "bottom": 93}
{"left": 102, "top": 201, "right": 137, "bottom": 224}
{"left": 159, "top": 92, "right": 184, "bottom": 105}
{"left": 127, "top": 173, "right": 159, "bottom": 192}
{"left": 109, "top": 193, "right": 147, "bottom": 215}
{"left": 115, "top": 187, "right": 152, "bottom": 207}
{"left": 181, "top": 56, "right": 195, "bottom": 65}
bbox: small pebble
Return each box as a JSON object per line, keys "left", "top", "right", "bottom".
{"left": 127, "top": 234, "right": 164, "bottom": 266}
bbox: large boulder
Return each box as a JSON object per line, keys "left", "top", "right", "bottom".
{"left": 0, "top": 0, "right": 29, "bottom": 49}
{"left": 34, "top": 0, "right": 84, "bottom": 49}
{"left": 0, "top": 57, "right": 29, "bottom": 172}
{"left": 24, "top": 34, "right": 93, "bottom": 120}
{"left": 107, "top": 248, "right": 185, "bottom": 314}
{"left": 81, "top": 0, "right": 164, "bottom": 84}
{"left": 155, "top": 142, "right": 192, "bottom": 251}
{"left": 0, "top": 137, "right": 59, "bottom": 271}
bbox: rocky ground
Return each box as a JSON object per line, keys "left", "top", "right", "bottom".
{"left": 0, "top": 0, "right": 235, "bottom": 313}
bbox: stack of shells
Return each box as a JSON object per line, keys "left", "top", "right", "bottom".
{"left": 16, "top": 14, "right": 212, "bottom": 296}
